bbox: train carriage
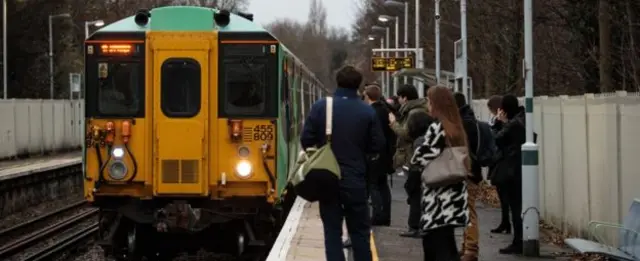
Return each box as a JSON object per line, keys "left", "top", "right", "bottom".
{"left": 83, "top": 6, "right": 326, "bottom": 260}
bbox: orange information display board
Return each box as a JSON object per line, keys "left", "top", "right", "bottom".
{"left": 371, "top": 56, "right": 414, "bottom": 71}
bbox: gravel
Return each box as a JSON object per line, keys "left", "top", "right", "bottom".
{"left": 4, "top": 212, "right": 97, "bottom": 261}
{"left": 68, "top": 245, "right": 263, "bottom": 261}
{"left": 67, "top": 243, "right": 110, "bottom": 261}
{"left": 0, "top": 193, "right": 84, "bottom": 230}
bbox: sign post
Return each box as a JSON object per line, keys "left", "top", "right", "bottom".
{"left": 453, "top": 40, "right": 472, "bottom": 103}
{"left": 69, "top": 73, "right": 81, "bottom": 100}
{"left": 370, "top": 47, "right": 423, "bottom": 97}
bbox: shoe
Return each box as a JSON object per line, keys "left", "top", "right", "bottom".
{"left": 343, "top": 238, "right": 352, "bottom": 248}
{"left": 461, "top": 254, "right": 478, "bottom": 261}
{"left": 372, "top": 220, "right": 390, "bottom": 227}
{"left": 399, "top": 229, "right": 420, "bottom": 238}
{"left": 490, "top": 224, "right": 511, "bottom": 234}
{"left": 499, "top": 243, "right": 523, "bottom": 254}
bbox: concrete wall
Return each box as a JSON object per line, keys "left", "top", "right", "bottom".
{"left": 0, "top": 99, "right": 83, "bottom": 159}
{"left": 471, "top": 91, "right": 640, "bottom": 237}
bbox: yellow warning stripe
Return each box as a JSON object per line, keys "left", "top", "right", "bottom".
{"left": 370, "top": 230, "right": 379, "bottom": 261}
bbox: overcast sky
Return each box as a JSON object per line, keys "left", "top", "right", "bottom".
{"left": 248, "top": 0, "right": 358, "bottom": 30}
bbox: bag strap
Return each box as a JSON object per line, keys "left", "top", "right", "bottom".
{"left": 326, "top": 97, "right": 333, "bottom": 142}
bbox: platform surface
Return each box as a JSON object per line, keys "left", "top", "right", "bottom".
{"left": 0, "top": 151, "right": 82, "bottom": 181}
{"left": 271, "top": 174, "right": 575, "bottom": 261}
{"left": 374, "top": 175, "right": 572, "bottom": 261}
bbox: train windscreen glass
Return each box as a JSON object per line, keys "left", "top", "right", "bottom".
{"left": 97, "top": 62, "right": 142, "bottom": 115}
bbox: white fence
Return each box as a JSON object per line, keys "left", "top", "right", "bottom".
{"left": 2, "top": 94, "right": 640, "bottom": 237}
{"left": 471, "top": 91, "right": 640, "bottom": 237}
{"left": 0, "top": 99, "right": 84, "bottom": 159}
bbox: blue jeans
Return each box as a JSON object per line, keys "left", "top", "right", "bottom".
{"left": 319, "top": 187, "right": 372, "bottom": 261}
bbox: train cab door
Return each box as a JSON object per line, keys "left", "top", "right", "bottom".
{"left": 151, "top": 35, "right": 210, "bottom": 196}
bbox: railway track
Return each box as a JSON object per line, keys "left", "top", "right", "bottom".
{"left": 0, "top": 200, "right": 98, "bottom": 261}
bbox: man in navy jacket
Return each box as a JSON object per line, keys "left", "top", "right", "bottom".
{"left": 301, "top": 66, "right": 385, "bottom": 261}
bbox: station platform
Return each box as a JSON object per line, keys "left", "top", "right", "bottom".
{"left": 269, "top": 175, "right": 574, "bottom": 261}
{"left": 0, "top": 151, "right": 82, "bottom": 181}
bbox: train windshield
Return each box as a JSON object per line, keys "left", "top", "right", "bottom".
{"left": 223, "top": 60, "right": 266, "bottom": 115}
{"left": 97, "top": 62, "right": 142, "bottom": 115}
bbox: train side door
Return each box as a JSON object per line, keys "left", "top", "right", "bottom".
{"left": 150, "top": 34, "right": 210, "bottom": 195}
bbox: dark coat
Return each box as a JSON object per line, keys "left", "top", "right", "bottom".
{"left": 404, "top": 136, "right": 425, "bottom": 201}
{"left": 300, "top": 87, "right": 385, "bottom": 190}
{"left": 458, "top": 105, "right": 483, "bottom": 183}
{"left": 370, "top": 100, "right": 396, "bottom": 175}
{"left": 487, "top": 115, "right": 503, "bottom": 181}
{"left": 490, "top": 106, "right": 526, "bottom": 185}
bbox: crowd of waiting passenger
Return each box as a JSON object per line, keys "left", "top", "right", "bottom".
{"left": 298, "top": 65, "right": 528, "bottom": 261}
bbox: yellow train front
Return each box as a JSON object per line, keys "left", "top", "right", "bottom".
{"left": 83, "top": 7, "right": 324, "bottom": 260}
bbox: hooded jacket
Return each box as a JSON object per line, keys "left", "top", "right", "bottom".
{"left": 390, "top": 98, "right": 428, "bottom": 169}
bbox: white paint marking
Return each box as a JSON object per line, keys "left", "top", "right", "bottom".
{"left": 265, "top": 196, "right": 307, "bottom": 261}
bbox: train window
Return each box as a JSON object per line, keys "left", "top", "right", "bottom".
{"left": 303, "top": 80, "right": 309, "bottom": 116}
{"left": 295, "top": 72, "right": 302, "bottom": 122}
{"left": 97, "top": 62, "right": 142, "bottom": 115}
{"left": 161, "top": 58, "right": 201, "bottom": 117}
{"left": 282, "top": 58, "right": 291, "bottom": 141}
{"left": 223, "top": 62, "right": 266, "bottom": 115}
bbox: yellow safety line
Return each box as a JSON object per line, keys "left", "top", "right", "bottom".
{"left": 370, "top": 230, "right": 379, "bottom": 261}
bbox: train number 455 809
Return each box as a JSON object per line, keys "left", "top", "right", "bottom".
{"left": 253, "top": 125, "right": 274, "bottom": 141}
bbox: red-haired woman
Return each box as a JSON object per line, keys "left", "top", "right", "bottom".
{"left": 410, "top": 85, "right": 470, "bottom": 261}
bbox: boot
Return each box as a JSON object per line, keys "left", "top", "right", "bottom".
{"left": 499, "top": 242, "right": 523, "bottom": 254}
{"left": 399, "top": 228, "right": 420, "bottom": 238}
{"left": 372, "top": 219, "right": 390, "bottom": 227}
{"left": 490, "top": 223, "right": 511, "bottom": 234}
{"left": 460, "top": 254, "right": 478, "bottom": 261}
{"left": 343, "top": 238, "right": 351, "bottom": 248}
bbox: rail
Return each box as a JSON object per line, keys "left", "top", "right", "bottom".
{"left": 0, "top": 204, "right": 97, "bottom": 260}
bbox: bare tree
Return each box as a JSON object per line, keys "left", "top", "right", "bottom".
{"left": 599, "top": 0, "right": 612, "bottom": 92}
{"left": 348, "top": 0, "right": 640, "bottom": 96}
{"left": 172, "top": 0, "right": 249, "bottom": 11}
{"left": 266, "top": 0, "right": 354, "bottom": 90}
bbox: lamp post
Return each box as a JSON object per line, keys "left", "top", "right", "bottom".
{"left": 49, "top": 13, "right": 71, "bottom": 100}
{"left": 372, "top": 25, "right": 390, "bottom": 96}
{"left": 383, "top": 0, "right": 409, "bottom": 84}
{"left": 460, "top": 0, "right": 469, "bottom": 102}
{"left": 522, "top": 0, "right": 539, "bottom": 256}
{"left": 435, "top": 0, "right": 441, "bottom": 84}
{"left": 3, "top": 0, "right": 6, "bottom": 99}
{"left": 371, "top": 25, "right": 390, "bottom": 93}
{"left": 368, "top": 34, "right": 382, "bottom": 91}
{"left": 378, "top": 15, "right": 399, "bottom": 96}
{"left": 414, "top": 0, "right": 422, "bottom": 96}
{"left": 85, "top": 19, "right": 104, "bottom": 39}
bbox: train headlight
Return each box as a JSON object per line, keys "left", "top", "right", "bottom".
{"left": 109, "top": 160, "right": 128, "bottom": 180}
{"left": 112, "top": 147, "right": 125, "bottom": 159}
{"left": 235, "top": 161, "right": 252, "bottom": 178}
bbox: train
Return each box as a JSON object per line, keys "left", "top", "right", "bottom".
{"left": 83, "top": 6, "right": 327, "bottom": 260}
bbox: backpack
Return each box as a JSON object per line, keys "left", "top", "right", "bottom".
{"left": 288, "top": 97, "right": 341, "bottom": 202}
{"left": 472, "top": 120, "right": 498, "bottom": 167}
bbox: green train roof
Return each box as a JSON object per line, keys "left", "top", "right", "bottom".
{"left": 96, "top": 6, "right": 267, "bottom": 33}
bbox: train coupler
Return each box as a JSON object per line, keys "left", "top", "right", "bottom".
{"left": 153, "top": 202, "right": 200, "bottom": 232}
